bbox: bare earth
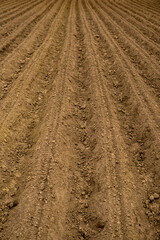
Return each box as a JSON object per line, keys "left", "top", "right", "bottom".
{"left": 0, "top": 0, "right": 160, "bottom": 239}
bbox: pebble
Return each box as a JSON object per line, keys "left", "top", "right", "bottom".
{"left": 84, "top": 203, "right": 88, "bottom": 208}
{"left": 7, "top": 199, "right": 18, "bottom": 209}
{"left": 145, "top": 211, "right": 150, "bottom": 215}
{"left": 1, "top": 217, "right": 6, "bottom": 224}
{"left": 80, "top": 103, "right": 86, "bottom": 109}
{"left": 149, "top": 193, "right": 159, "bottom": 202}
{"left": 153, "top": 193, "right": 159, "bottom": 199}
{"left": 149, "top": 195, "right": 154, "bottom": 201}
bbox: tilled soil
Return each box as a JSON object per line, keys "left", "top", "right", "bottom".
{"left": 0, "top": 0, "right": 160, "bottom": 239}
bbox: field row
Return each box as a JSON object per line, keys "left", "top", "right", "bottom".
{"left": 0, "top": 0, "right": 159, "bottom": 239}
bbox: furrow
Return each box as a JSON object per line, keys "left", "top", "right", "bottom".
{"left": 0, "top": 0, "right": 30, "bottom": 15}
{"left": 57, "top": 0, "right": 118, "bottom": 238}
{"left": 129, "top": 0, "right": 160, "bottom": 15}
{"left": 0, "top": 0, "right": 37, "bottom": 21}
{"left": 0, "top": 0, "right": 63, "bottom": 128}
{"left": 0, "top": 0, "right": 43, "bottom": 26}
{"left": 0, "top": 1, "right": 159, "bottom": 240}
{"left": 0, "top": 1, "right": 45, "bottom": 41}
{"left": 97, "top": 2, "right": 159, "bottom": 55}
{"left": 0, "top": 0, "right": 47, "bottom": 44}
{"left": 100, "top": 0, "right": 160, "bottom": 45}
{"left": 0, "top": 0, "right": 70, "bottom": 238}
{"left": 82, "top": 2, "right": 160, "bottom": 237}
{"left": 35, "top": 0, "right": 123, "bottom": 238}
{"left": 90, "top": 1, "right": 160, "bottom": 96}
{"left": 79, "top": 0, "right": 151, "bottom": 239}
{"left": 0, "top": 0, "right": 28, "bottom": 13}
{"left": 0, "top": 0, "right": 60, "bottom": 103}
{"left": 1, "top": 2, "right": 67, "bottom": 98}
{"left": 110, "top": 0, "right": 160, "bottom": 28}
{"left": 75, "top": 2, "right": 124, "bottom": 239}
{"left": 86, "top": 0, "right": 160, "bottom": 132}
{"left": 0, "top": 0, "right": 12, "bottom": 7}
{"left": 130, "top": 1, "right": 160, "bottom": 15}
{"left": 0, "top": 0, "right": 56, "bottom": 63}
{"left": 34, "top": 1, "right": 75, "bottom": 238}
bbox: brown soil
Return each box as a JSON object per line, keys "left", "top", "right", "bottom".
{"left": 0, "top": 0, "right": 160, "bottom": 239}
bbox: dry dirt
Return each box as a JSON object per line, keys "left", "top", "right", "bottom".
{"left": 0, "top": 0, "right": 160, "bottom": 239}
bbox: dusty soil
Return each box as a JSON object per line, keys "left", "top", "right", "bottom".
{"left": 0, "top": 0, "right": 160, "bottom": 239}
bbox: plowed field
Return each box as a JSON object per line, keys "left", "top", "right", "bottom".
{"left": 0, "top": 0, "right": 160, "bottom": 239}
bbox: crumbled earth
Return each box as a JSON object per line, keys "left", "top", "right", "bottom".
{"left": 0, "top": 0, "right": 160, "bottom": 239}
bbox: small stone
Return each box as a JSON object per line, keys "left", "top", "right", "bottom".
{"left": 148, "top": 211, "right": 153, "bottom": 217}
{"left": 96, "top": 221, "right": 105, "bottom": 229}
{"left": 80, "top": 103, "right": 86, "bottom": 109}
{"left": 1, "top": 217, "right": 6, "bottom": 223}
{"left": 153, "top": 193, "right": 159, "bottom": 199}
{"left": 84, "top": 203, "right": 88, "bottom": 208}
{"left": 149, "top": 195, "right": 154, "bottom": 201}
{"left": 8, "top": 199, "right": 18, "bottom": 209}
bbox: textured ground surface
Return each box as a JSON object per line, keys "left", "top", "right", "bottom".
{"left": 0, "top": 0, "right": 160, "bottom": 239}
